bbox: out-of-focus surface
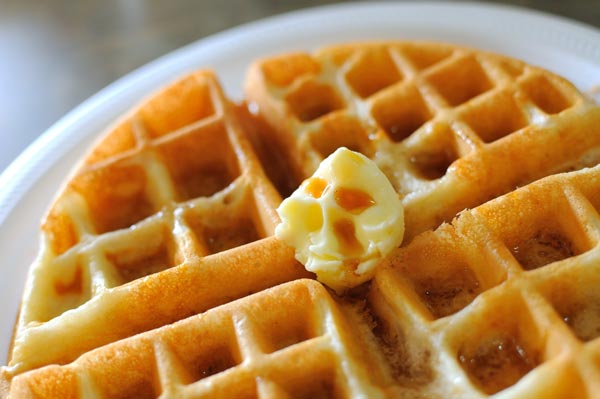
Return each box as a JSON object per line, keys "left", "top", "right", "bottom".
{"left": 1, "top": 0, "right": 599, "bottom": 174}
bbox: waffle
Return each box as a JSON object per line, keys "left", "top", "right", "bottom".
{"left": 4, "top": 41, "right": 600, "bottom": 398}
{"left": 245, "top": 41, "right": 600, "bottom": 241}
{"left": 1, "top": 70, "right": 310, "bottom": 392}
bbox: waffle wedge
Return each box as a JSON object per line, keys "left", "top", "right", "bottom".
{"left": 1, "top": 70, "right": 310, "bottom": 392}
{"left": 245, "top": 42, "right": 600, "bottom": 241}
{"left": 4, "top": 41, "right": 600, "bottom": 398}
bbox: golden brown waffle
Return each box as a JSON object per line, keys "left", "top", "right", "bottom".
{"left": 1, "top": 70, "right": 309, "bottom": 391}
{"left": 4, "top": 41, "right": 600, "bottom": 398}
{"left": 8, "top": 167, "right": 600, "bottom": 398}
{"left": 245, "top": 41, "right": 600, "bottom": 241}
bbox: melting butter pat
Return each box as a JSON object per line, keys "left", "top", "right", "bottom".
{"left": 275, "top": 147, "right": 404, "bottom": 293}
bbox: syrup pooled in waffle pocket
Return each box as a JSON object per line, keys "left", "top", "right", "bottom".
{"left": 3, "top": 41, "right": 600, "bottom": 398}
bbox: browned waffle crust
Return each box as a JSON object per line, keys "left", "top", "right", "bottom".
{"left": 3, "top": 42, "right": 600, "bottom": 398}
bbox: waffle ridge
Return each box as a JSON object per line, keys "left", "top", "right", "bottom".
{"left": 4, "top": 42, "right": 600, "bottom": 398}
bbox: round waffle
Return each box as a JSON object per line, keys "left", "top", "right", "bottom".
{"left": 3, "top": 42, "right": 600, "bottom": 398}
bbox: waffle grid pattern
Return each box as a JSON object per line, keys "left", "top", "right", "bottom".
{"left": 245, "top": 42, "right": 600, "bottom": 241}
{"left": 5, "top": 71, "right": 308, "bottom": 379}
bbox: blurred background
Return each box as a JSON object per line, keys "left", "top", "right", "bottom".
{"left": 1, "top": 0, "right": 599, "bottom": 174}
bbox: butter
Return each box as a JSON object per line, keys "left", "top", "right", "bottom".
{"left": 275, "top": 147, "right": 404, "bottom": 292}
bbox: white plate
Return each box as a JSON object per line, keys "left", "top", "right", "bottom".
{"left": 2, "top": 1, "right": 600, "bottom": 364}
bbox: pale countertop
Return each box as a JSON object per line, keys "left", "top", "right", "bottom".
{"left": 1, "top": 0, "right": 599, "bottom": 175}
